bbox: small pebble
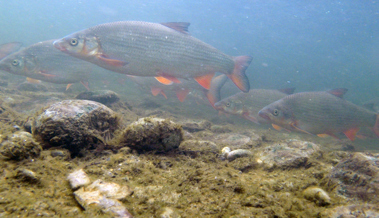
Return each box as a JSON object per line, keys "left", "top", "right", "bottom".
{"left": 303, "top": 187, "right": 331, "bottom": 206}
{"left": 67, "top": 169, "right": 91, "bottom": 190}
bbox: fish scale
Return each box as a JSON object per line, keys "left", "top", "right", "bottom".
{"left": 53, "top": 21, "right": 251, "bottom": 92}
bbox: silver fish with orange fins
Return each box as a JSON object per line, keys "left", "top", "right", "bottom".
{"left": 0, "top": 40, "right": 94, "bottom": 90}
{"left": 53, "top": 21, "right": 252, "bottom": 92}
{"left": 214, "top": 88, "right": 295, "bottom": 124}
{"left": 258, "top": 88, "right": 379, "bottom": 141}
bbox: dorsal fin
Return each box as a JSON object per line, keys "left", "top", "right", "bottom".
{"left": 327, "top": 88, "right": 348, "bottom": 98}
{"left": 278, "top": 87, "right": 295, "bottom": 95}
{"left": 161, "top": 22, "right": 190, "bottom": 34}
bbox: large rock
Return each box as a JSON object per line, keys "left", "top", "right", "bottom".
{"left": 112, "top": 117, "right": 183, "bottom": 152}
{"left": 32, "top": 100, "right": 121, "bottom": 156}
{"left": 325, "top": 152, "right": 379, "bottom": 202}
{"left": 0, "top": 131, "right": 42, "bottom": 160}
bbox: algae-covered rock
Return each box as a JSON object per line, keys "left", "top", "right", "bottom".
{"left": 113, "top": 117, "right": 183, "bottom": 152}
{"left": 0, "top": 131, "right": 42, "bottom": 160}
{"left": 325, "top": 152, "right": 379, "bottom": 202}
{"left": 257, "top": 139, "right": 320, "bottom": 170}
{"left": 75, "top": 90, "right": 120, "bottom": 105}
{"left": 320, "top": 204, "right": 379, "bottom": 217}
{"left": 181, "top": 119, "right": 211, "bottom": 132}
{"left": 32, "top": 100, "right": 121, "bottom": 156}
{"left": 302, "top": 187, "right": 331, "bottom": 206}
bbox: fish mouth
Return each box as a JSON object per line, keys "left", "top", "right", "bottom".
{"left": 258, "top": 110, "right": 270, "bottom": 121}
{"left": 53, "top": 40, "right": 67, "bottom": 52}
{"left": 213, "top": 102, "right": 222, "bottom": 110}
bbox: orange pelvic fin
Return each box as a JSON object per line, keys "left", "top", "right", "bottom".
{"left": 66, "top": 83, "right": 73, "bottom": 90}
{"left": 343, "top": 127, "right": 360, "bottom": 141}
{"left": 155, "top": 77, "right": 173, "bottom": 85}
{"left": 160, "top": 22, "right": 190, "bottom": 34}
{"left": 373, "top": 114, "right": 379, "bottom": 138}
{"left": 195, "top": 73, "right": 215, "bottom": 90}
{"left": 26, "top": 77, "right": 41, "bottom": 84}
{"left": 228, "top": 56, "right": 252, "bottom": 93}
{"left": 317, "top": 134, "right": 329, "bottom": 138}
{"left": 80, "top": 81, "right": 90, "bottom": 91}
{"left": 156, "top": 73, "right": 181, "bottom": 84}
{"left": 97, "top": 54, "right": 127, "bottom": 67}
{"left": 175, "top": 88, "right": 190, "bottom": 102}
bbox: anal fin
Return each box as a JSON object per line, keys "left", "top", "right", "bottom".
{"left": 195, "top": 73, "right": 215, "bottom": 90}
{"left": 344, "top": 127, "right": 360, "bottom": 141}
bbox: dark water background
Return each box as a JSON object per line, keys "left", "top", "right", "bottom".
{"left": 0, "top": 0, "right": 378, "bottom": 103}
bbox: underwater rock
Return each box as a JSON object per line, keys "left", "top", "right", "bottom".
{"left": 75, "top": 90, "right": 120, "bottom": 105}
{"left": 32, "top": 100, "right": 121, "bottom": 157}
{"left": 211, "top": 125, "right": 232, "bottom": 133}
{"left": 73, "top": 179, "right": 133, "bottom": 218}
{"left": 256, "top": 139, "right": 320, "bottom": 170}
{"left": 325, "top": 152, "right": 379, "bottom": 201}
{"left": 16, "top": 168, "right": 39, "bottom": 183}
{"left": 0, "top": 131, "right": 42, "bottom": 160}
{"left": 221, "top": 147, "right": 253, "bottom": 161}
{"left": 17, "top": 82, "right": 48, "bottom": 92}
{"left": 67, "top": 169, "right": 91, "bottom": 190}
{"left": 179, "top": 140, "right": 218, "bottom": 153}
{"left": 181, "top": 120, "right": 211, "bottom": 132}
{"left": 113, "top": 117, "right": 183, "bottom": 152}
{"left": 302, "top": 187, "right": 331, "bottom": 206}
{"left": 50, "top": 149, "right": 70, "bottom": 160}
{"left": 215, "top": 133, "right": 251, "bottom": 149}
{"left": 319, "top": 204, "right": 379, "bottom": 217}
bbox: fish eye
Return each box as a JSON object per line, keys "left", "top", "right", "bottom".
{"left": 70, "top": 38, "right": 78, "bottom": 46}
{"left": 226, "top": 102, "right": 230, "bottom": 107}
{"left": 12, "top": 59, "right": 19, "bottom": 66}
{"left": 273, "top": 109, "right": 279, "bottom": 116}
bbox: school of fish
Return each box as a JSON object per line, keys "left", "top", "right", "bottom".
{"left": 1, "top": 21, "right": 379, "bottom": 142}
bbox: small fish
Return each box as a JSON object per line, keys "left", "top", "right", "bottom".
{"left": 214, "top": 88, "right": 295, "bottom": 124}
{"left": 0, "top": 40, "right": 95, "bottom": 90}
{"left": 53, "top": 21, "right": 252, "bottom": 92}
{"left": 258, "top": 88, "right": 379, "bottom": 141}
{"left": 0, "top": 42, "right": 22, "bottom": 60}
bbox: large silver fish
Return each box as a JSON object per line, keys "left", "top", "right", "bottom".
{"left": 258, "top": 88, "right": 379, "bottom": 141}
{"left": 0, "top": 40, "right": 95, "bottom": 89}
{"left": 53, "top": 21, "right": 252, "bottom": 92}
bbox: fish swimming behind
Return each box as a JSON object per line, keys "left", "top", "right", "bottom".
{"left": 53, "top": 21, "right": 252, "bottom": 92}
{"left": 258, "top": 88, "right": 379, "bottom": 141}
{"left": 0, "top": 40, "right": 95, "bottom": 90}
{"left": 0, "top": 42, "right": 22, "bottom": 60}
{"left": 214, "top": 88, "right": 295, "bottom": 124}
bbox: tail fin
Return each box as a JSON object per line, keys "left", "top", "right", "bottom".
{"left": 205, "top": 74, "right": 228, "bottom": 108}
{"left": 373, "top": 114, "right": 379, "bottom": 138}
{"left": 228, "top": 56, "right": 252, "bottom": 93}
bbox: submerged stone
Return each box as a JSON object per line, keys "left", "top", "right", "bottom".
{"left": 32, "top": 100, "right": 121, "bottom": 157}
{"left": 0, "top": 131, "right": 42, "bottom": 160}
{"left": 257, "top": 139, "right": 320, "bottom": 170}
{"left": 76, "top": 90, "right": 120, "bottom": 105}
{"left": 67, "top": 169, "right": 91, "bottom": 190}
{"left": 302, "top": 187, "right": 331, "bottom": 206}
{"left": 112, "top": 117, "right": 183, "bottom": 152}
{"left": 325, "top": 152, "right": 379, "bottom": 201}
{"left": 181, "top": 120, "right": 211, "bottom": 132}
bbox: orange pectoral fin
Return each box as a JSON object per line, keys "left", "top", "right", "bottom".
{"left": 195, "top": 73, "right": 215, "bottom": 90}
{"left": 155, "top": 77, "right": 174, "bottom": 85}
{"left": 242, "top": 112, "right": 259, "bottom": 124}
{"left": 160, "top": 90, "right": 167, "bottom": 99}
{"left": 97, "top": 54, "right": 127, "bottom": 67}
{"left": 66, "top": 84, "right": 73, "bottom": 90}
{"left": 151, "top": 87, "right": 163, "bottom": 96}
{"left": 38, "top": 71, "right": 57, "bottom": 78}
{"left": 176, "top": 88, "right": 190, "bottom": 102}
{"left": 272, "top": 124, "right": 283, "bottom": 131}
{"left": 26, "top": 77, "right": 41, "bottom": 84}
{"left": 343, "top": 127, "right": 360, "bottom": 141}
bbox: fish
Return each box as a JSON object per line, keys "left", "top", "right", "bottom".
{"left": 129, "top": 74, "right": 228, "bottom": 106}
{"left": 214, "top": 88, "right": 295, "bottom": 124}
{"left": 53, "top": 21, "right": 252, "bottom": 92}
{"left": 0, "top": 40, "right": 95, "bottom": 90}
{"left": 0, "top": 42, "right": 23, "bottom": 60}
{"left": 258, "top": 88, "right": 379, "bottom": 141}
